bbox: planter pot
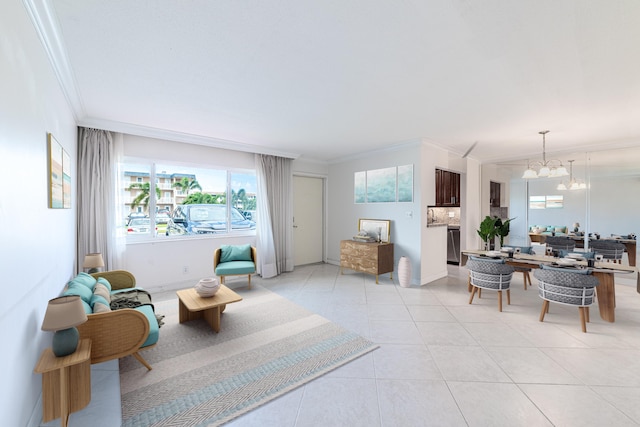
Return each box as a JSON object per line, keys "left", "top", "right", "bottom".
{"left": 398, "top": 256, "right": 412, "bottom": 288}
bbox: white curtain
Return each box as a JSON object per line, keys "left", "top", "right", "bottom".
{"left": 76, "top": 127, "right": 124, "bottom": 273}
{"left": 255, "top": 154, "right": 294, "bottom": 278}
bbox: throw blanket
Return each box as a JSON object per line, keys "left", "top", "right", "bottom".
{"left": 110, "top": 289, "right": 165, "bottom": 327}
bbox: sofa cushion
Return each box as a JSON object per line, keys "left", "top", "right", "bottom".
{"left": 97, "top": 277, "right": 112, "bottom": 292}
{"left": 135, "top": 304, "right": 160, "bottom": 348}
{"left": 91, "top": 294, "right": 111, "bottom": 313}
{"left": 93, "top": 282, "right": 111, "bottom": 302}
{"left": 220, "top": 244, "right": 252, "bottom": 263}
{"left": 70, "top": 272, "right": 98, "bottom": 291}
{"left": 215, "top": 260, "right": 256, "bottom": 276}
{"left": 63, "top": 282, "right": 94, "bottom": 306}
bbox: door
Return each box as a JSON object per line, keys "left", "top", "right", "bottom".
{"left": 293, "top": 176, "right": 324, "bottom": 266}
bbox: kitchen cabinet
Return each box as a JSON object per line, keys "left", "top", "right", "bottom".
{"left": 490, "top": 181, "right": 501, "bottom": 207}
{"left": 340, "top": 240, "right": 394, "bottom": 284}
{"left": 435, "top": 169, "right": 460, "bottom": 207}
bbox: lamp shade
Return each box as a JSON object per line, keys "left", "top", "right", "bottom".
{"left": 41, "top": 296, "right": 88, "bottom": 332}
{"left": 83, "top": 253, "right": 104, "bottom": 269}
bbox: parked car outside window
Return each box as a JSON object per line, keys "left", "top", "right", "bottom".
{"left": 166, "top": 204, "right": 256, "bottom": 235}
{"left": 127, "top": 217, "right": 157, "bottom": 234}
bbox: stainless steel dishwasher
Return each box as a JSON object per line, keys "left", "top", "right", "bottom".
{"left": 447, "top": 225, "right": 460, "bottom": 264}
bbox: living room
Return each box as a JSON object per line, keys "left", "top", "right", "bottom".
{"left": 4, "top": 1, "right": 640, "bottom": 426}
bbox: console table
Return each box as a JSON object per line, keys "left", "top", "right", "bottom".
{"left": 34, "top": 338, "right": 91, "bottom": 427}
{"left": 340, "top": 240, "right": 394, "bottom": 284}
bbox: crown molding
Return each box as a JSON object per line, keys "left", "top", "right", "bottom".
{"left": 79, "top": 117, "right": 301, "bottom": 159}
{"left": 23, "top": 0, "right": 85, "bottom": 120}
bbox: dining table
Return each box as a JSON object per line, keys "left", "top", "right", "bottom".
{"left": 461, "top": 249, "right": 640, "bottom": 323}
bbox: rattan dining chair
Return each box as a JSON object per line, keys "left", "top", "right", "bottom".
{"left": 544, "top": 236, "right": 576, "bottom": 252}
{"left": 589, "top": 240, "right": 625, "bottom": 264}
{"left": 466, "top": 257, "right": 515, "bottom": 312}
{"left": 533, "top": 267, "right": 599, "bottom": 333}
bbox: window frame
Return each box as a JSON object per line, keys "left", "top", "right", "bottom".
{"left": 121, "top": 157, "right": 257, "bottom": 242}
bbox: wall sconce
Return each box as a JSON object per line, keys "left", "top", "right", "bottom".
{"left": 83, "top": 253, "right": 104, "bottom": 274}
{"left": 41, "top": 296, "right": 88, "bottom": 357}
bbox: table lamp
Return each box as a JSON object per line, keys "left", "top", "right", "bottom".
{"left": 573, "top": 222, "right": 580, "bottom": 233}
{"left": 83, "top": 253, "right": 104, "bottom": 274}
{"left": 41, "top": 296, "right": 88, "bottom": 357}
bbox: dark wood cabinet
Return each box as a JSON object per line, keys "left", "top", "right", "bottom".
{"left": 340, "top": 240, "right": 394, "bottom": 284}
{"left": 435, "top": 169, "right": 460, "bottom": 207}
{"left": 490, "top": 181, "right": 501, "bottom": 207}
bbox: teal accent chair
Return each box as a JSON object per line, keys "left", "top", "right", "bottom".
{"left": 214, "top": 244, "right": 257, "bottom": 289}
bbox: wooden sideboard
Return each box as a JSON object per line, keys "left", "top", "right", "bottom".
{"left": 340, "top": 240, "right": 394, "bottom": 284}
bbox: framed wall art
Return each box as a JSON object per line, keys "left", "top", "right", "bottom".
{"left": 48, "top": 133, "right": 64, "bottom": 208}
{"left": 358, "top": 218, "right": 391, "bottom": 243}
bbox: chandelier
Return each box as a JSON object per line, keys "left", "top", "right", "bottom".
{"left": 522, "top": 130, "right": 569, "bottom": 179}
{"left": 557, "top": 160, "right": 587, "bottom": 190}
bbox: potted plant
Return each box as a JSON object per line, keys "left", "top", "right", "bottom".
{"left": 495, "top": 217, "right": 516, "bottom": 247}
{"left": 477, "top": 216, "right": 498, "bottom": 250}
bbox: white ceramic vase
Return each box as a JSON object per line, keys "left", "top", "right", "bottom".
{"left": 195, "top": 277, "right": 220, "bottom": 297}
{"left": 398, "top": 256, "right": 412, "bottom": 288}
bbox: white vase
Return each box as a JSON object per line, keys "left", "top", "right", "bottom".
{"left": 195, "top": 277, "right": 220, "bottom": 297}
{"left": 398, "top": 256, "right": 412, "bottom": 288}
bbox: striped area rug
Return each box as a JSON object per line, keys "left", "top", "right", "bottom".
{"left": 119, "top": 286, "right": 378, "bottom": 426}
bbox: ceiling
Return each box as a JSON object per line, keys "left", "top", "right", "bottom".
{"left": 29, "top": 1, "right": 640, "bottom": 166}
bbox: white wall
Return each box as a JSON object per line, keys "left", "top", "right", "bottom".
{"left": 1, "top": 1, "right": 78, "bottom": 425}
{"left": 327, "top": 143, "right": 422, "bottom": 284}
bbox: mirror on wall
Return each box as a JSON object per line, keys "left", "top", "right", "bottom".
{"left": 495, "top": 145, "right": 640, "bottom": 247}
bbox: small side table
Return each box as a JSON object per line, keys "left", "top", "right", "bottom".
{"left": 34, "top": 338, "right": 92, "bottom": 427}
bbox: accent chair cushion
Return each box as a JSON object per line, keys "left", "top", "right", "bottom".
{"left": 220, "top": 244, "right": 252, "bottom": 263}
{"left": 215, "top": 260, "right": 256, "bottom": 276}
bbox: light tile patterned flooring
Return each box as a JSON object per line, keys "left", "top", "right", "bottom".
{"left": 51, "top": 263, "right": 640, "bottom": 426}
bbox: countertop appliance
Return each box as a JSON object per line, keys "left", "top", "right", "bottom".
{"left": 447, "top": 225, "right": 460, "bottom": 265}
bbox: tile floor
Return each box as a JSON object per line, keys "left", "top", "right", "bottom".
{"left": 50, "top": 263, "right": 640, "bottom": 426}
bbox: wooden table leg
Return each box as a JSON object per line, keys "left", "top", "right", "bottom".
{"left": 59, "top": 366, "right": 69, "bottom": 427}
{"left": 203, "top": 306, "right": 222, "bottom": 332}
{"left": 593, "top": 271, "right": 615, "bottom": 322}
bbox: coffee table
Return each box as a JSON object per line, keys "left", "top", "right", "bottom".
{"left": 176, "top": 285, "right": 242, "bottom": 332}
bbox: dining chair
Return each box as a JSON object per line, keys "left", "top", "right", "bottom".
{"left": 544, "top": 236, "right": 576, "bottom": 252}
{"left": 533, "top": 266, "right": 600, "bottom": 333}
{"left": 466, "top": 257, "right": 515, "bottom": 312}
{"left": 589, "top": 240, "right": 625, "bottom": 264}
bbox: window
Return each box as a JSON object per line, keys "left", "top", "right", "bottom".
{"left": 121, "top": 159, "right": 257, "bottom": 239}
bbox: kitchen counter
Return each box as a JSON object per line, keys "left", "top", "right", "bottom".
{"left": 427, "top": 222, "right": 448, "bottom": 228}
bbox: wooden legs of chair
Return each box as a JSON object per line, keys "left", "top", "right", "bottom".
{"left": 469, "top": 285, "right": 509, "bottom": 312}
{"left": 132, "top": 352, "right": 152, "bottom": 371}
{"left": 219, "top": 275, "right": 252, "bottom": 289}
{"left": 539, "top": 300, "right": 590, "bottom": 333}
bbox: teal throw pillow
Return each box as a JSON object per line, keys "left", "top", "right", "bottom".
{"left": 90, "top": 294, "right": 111, "bottom": 313}
{"left": 69, "top": 272, "right": 97, "bottom": 291}
{"left": 220, "top": 244, "right": 252, "bottom": 263}
{"left": 63, "top": 281, "right": 94, "bottom": 304}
